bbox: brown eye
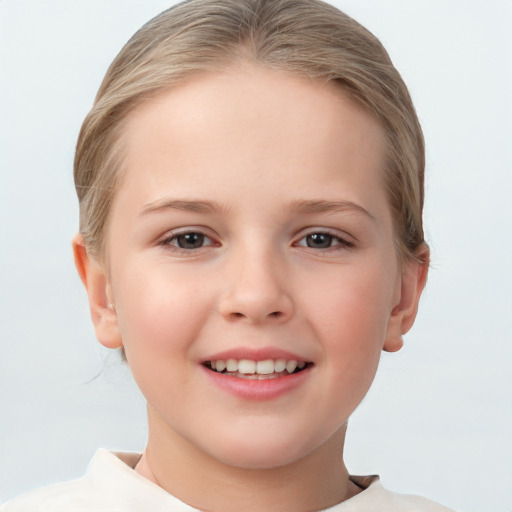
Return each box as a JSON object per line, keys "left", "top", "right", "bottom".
{"left": 175, "top": 232, "right": 206, "bottom": 249}
{"left": 305, "top": 233, "right": 334, "bottom": 248}
{"left": 160, "top": 230, "right": 217, "bottom": 253}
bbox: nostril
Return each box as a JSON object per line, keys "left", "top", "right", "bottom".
{"left": 226, "top": 310, "right": 284, "bottom": 322}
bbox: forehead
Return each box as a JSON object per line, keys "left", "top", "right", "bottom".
{"left": 116, "top": 64, "right": 388, "bottom": 215}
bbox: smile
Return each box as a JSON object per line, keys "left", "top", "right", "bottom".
{"left": 204, "top": 359, "right": 312, "bottom": 380}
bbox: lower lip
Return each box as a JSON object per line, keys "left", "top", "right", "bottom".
{"left": 201, "top": 365, "right": 312, "bottom": 401}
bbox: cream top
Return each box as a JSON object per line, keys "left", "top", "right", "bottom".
{"left": 1, "top": 450, "right": 457, "bottom": 511}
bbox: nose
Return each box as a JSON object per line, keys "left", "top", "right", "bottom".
{"left": 218, "top": 247, "right": 294, "bottom": 324}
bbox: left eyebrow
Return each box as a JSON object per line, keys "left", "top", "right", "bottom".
{"left": 291, "top": 199, "right": 375, "bottom": 221}
{"left": 140, "top": 199, "right": 226, "bottom": 216}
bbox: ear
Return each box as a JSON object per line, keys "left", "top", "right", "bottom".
{"left": 383, "top": 244, "right": 430, "bottom": 352}
{"left": 72, "top": 233, "right": 123, "bottom": 349}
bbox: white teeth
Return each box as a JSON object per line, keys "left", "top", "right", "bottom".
{"left": 256, "top": 359, "right": 275, "bottom": 375}
{"left": 274, "top": 359, "right": 286, "bottom": 372}
{"left": 238, "top": 359, "right": 256, "bottom": 374}
{"left": 208, "top": 358, "right": 309, "bottom": 375}
{"left": 226, "top": 359, "right": 238, "bottom": 372}
{"left": 286, "top": 360, "right": 298, "bottom": 373}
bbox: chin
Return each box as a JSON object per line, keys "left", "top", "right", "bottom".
{"left": 217, "top": 448, "right": 301, "bottom": 470}
{"left": 200, "top": 427, "right": 321, "bottom": 470}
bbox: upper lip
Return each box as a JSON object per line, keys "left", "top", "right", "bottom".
{"left": 201, "top": 347, "right": 310, "bottom": 363}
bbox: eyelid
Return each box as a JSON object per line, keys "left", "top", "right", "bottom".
{"left": 293, "top": 228, "right": 355, "bottom": 248}
{"left": 158, "top": 227, "right": 220, "bottom": 250}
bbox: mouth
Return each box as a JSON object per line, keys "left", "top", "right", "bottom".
{"left": 203, "top": 358, "right": 313, "bottom": 380}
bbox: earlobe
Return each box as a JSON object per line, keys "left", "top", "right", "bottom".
{"left": 383, "top": 244, "right": 429, "bottom": 352}
{"left": 383, "top": 333, "right": 404, "bottom": 353}
{"left": 72, "top": 234, "right": 123, "bottom": 349}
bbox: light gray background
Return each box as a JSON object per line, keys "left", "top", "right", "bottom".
{"left": 1, "top": 1, "right": 511, "bottom": 511}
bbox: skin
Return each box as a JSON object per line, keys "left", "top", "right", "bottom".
{"left": 73, "top": 63, "right": 428, "bottom": 512}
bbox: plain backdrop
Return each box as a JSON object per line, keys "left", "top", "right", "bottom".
{"left": 1, "top": 1, "right": 511, "bottom": 511}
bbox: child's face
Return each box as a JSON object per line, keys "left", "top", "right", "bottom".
{"left": 85, "top": 65, "right": 423, "bottom": 469}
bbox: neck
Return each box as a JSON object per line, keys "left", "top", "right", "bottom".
{"left": 135, "top": 406, "right": 360, "bottom": 512}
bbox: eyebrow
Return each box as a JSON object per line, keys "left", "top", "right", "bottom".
{"left": 140, "top": 198, "right": 374, "bottom": 220}
{"left": 140, "top": 199, "right": 226, "bottom": 216}
{"left": 291, "top": 199, "right": 375, "bottom": 221}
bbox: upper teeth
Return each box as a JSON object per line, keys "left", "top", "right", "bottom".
{"left": 210, "top": 359, "right": 306, "bottom": 375}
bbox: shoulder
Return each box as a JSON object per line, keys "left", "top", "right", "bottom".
{"left": 0, "top": 477, "right": 100, "bottom": 512}
{"left": 332, "top": 476, "right": 458, "bottom": 512}
{"left": 0, "top": 450, "right": 170, "bottom": 512}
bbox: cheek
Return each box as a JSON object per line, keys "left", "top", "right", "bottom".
{"left": 112, "top": 266, "right": 212, "bottom": 409}
{"left": 299, "top": 261, "right": 396, "bottom": 396}
{"left": 303, "top": 263, "right": 395, "bottom": 342}
{"left": 113, "top": 263, "right": 211, "bottom": 357}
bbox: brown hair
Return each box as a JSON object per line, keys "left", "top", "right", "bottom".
{"left": 74, "top": 0, "right": 425, "bottom": 263}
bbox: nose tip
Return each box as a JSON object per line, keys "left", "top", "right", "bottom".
{"left": 218, "top": 262, "right": 294, "bottom": 324}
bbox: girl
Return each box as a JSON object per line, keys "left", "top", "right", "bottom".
{"left": 2, "top": 0, "right": 460, "bottom": 510}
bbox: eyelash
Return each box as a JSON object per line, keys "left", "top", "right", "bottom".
{"left": 295, "top": 230, "right": 354, "bottom": 250}
{"left": 159, "top": 229, "right": 354, "bottom": 253}
{"left": 159, "top": 231, "right": 217, "bottom": 253}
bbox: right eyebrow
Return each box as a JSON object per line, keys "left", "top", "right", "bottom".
{"left": 139, "top": 199, "right": 227, "bottom": 217}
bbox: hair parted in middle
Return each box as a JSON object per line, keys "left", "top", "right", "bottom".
{"left": 74, "top": 0, "right": 425, "bottom": 264}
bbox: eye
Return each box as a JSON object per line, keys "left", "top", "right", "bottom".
{"left": 161, "top": 231, "right": 215, "bottom": 250}
{"left": 304, "top": 233, "right": 335, "bottom": 249}
{"left": 296, "top": 231, "right": 353, "bottom": 250}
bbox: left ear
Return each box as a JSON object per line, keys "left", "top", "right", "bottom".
{"left": 383, "top": 244, "right": 430, "bottom": 352}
